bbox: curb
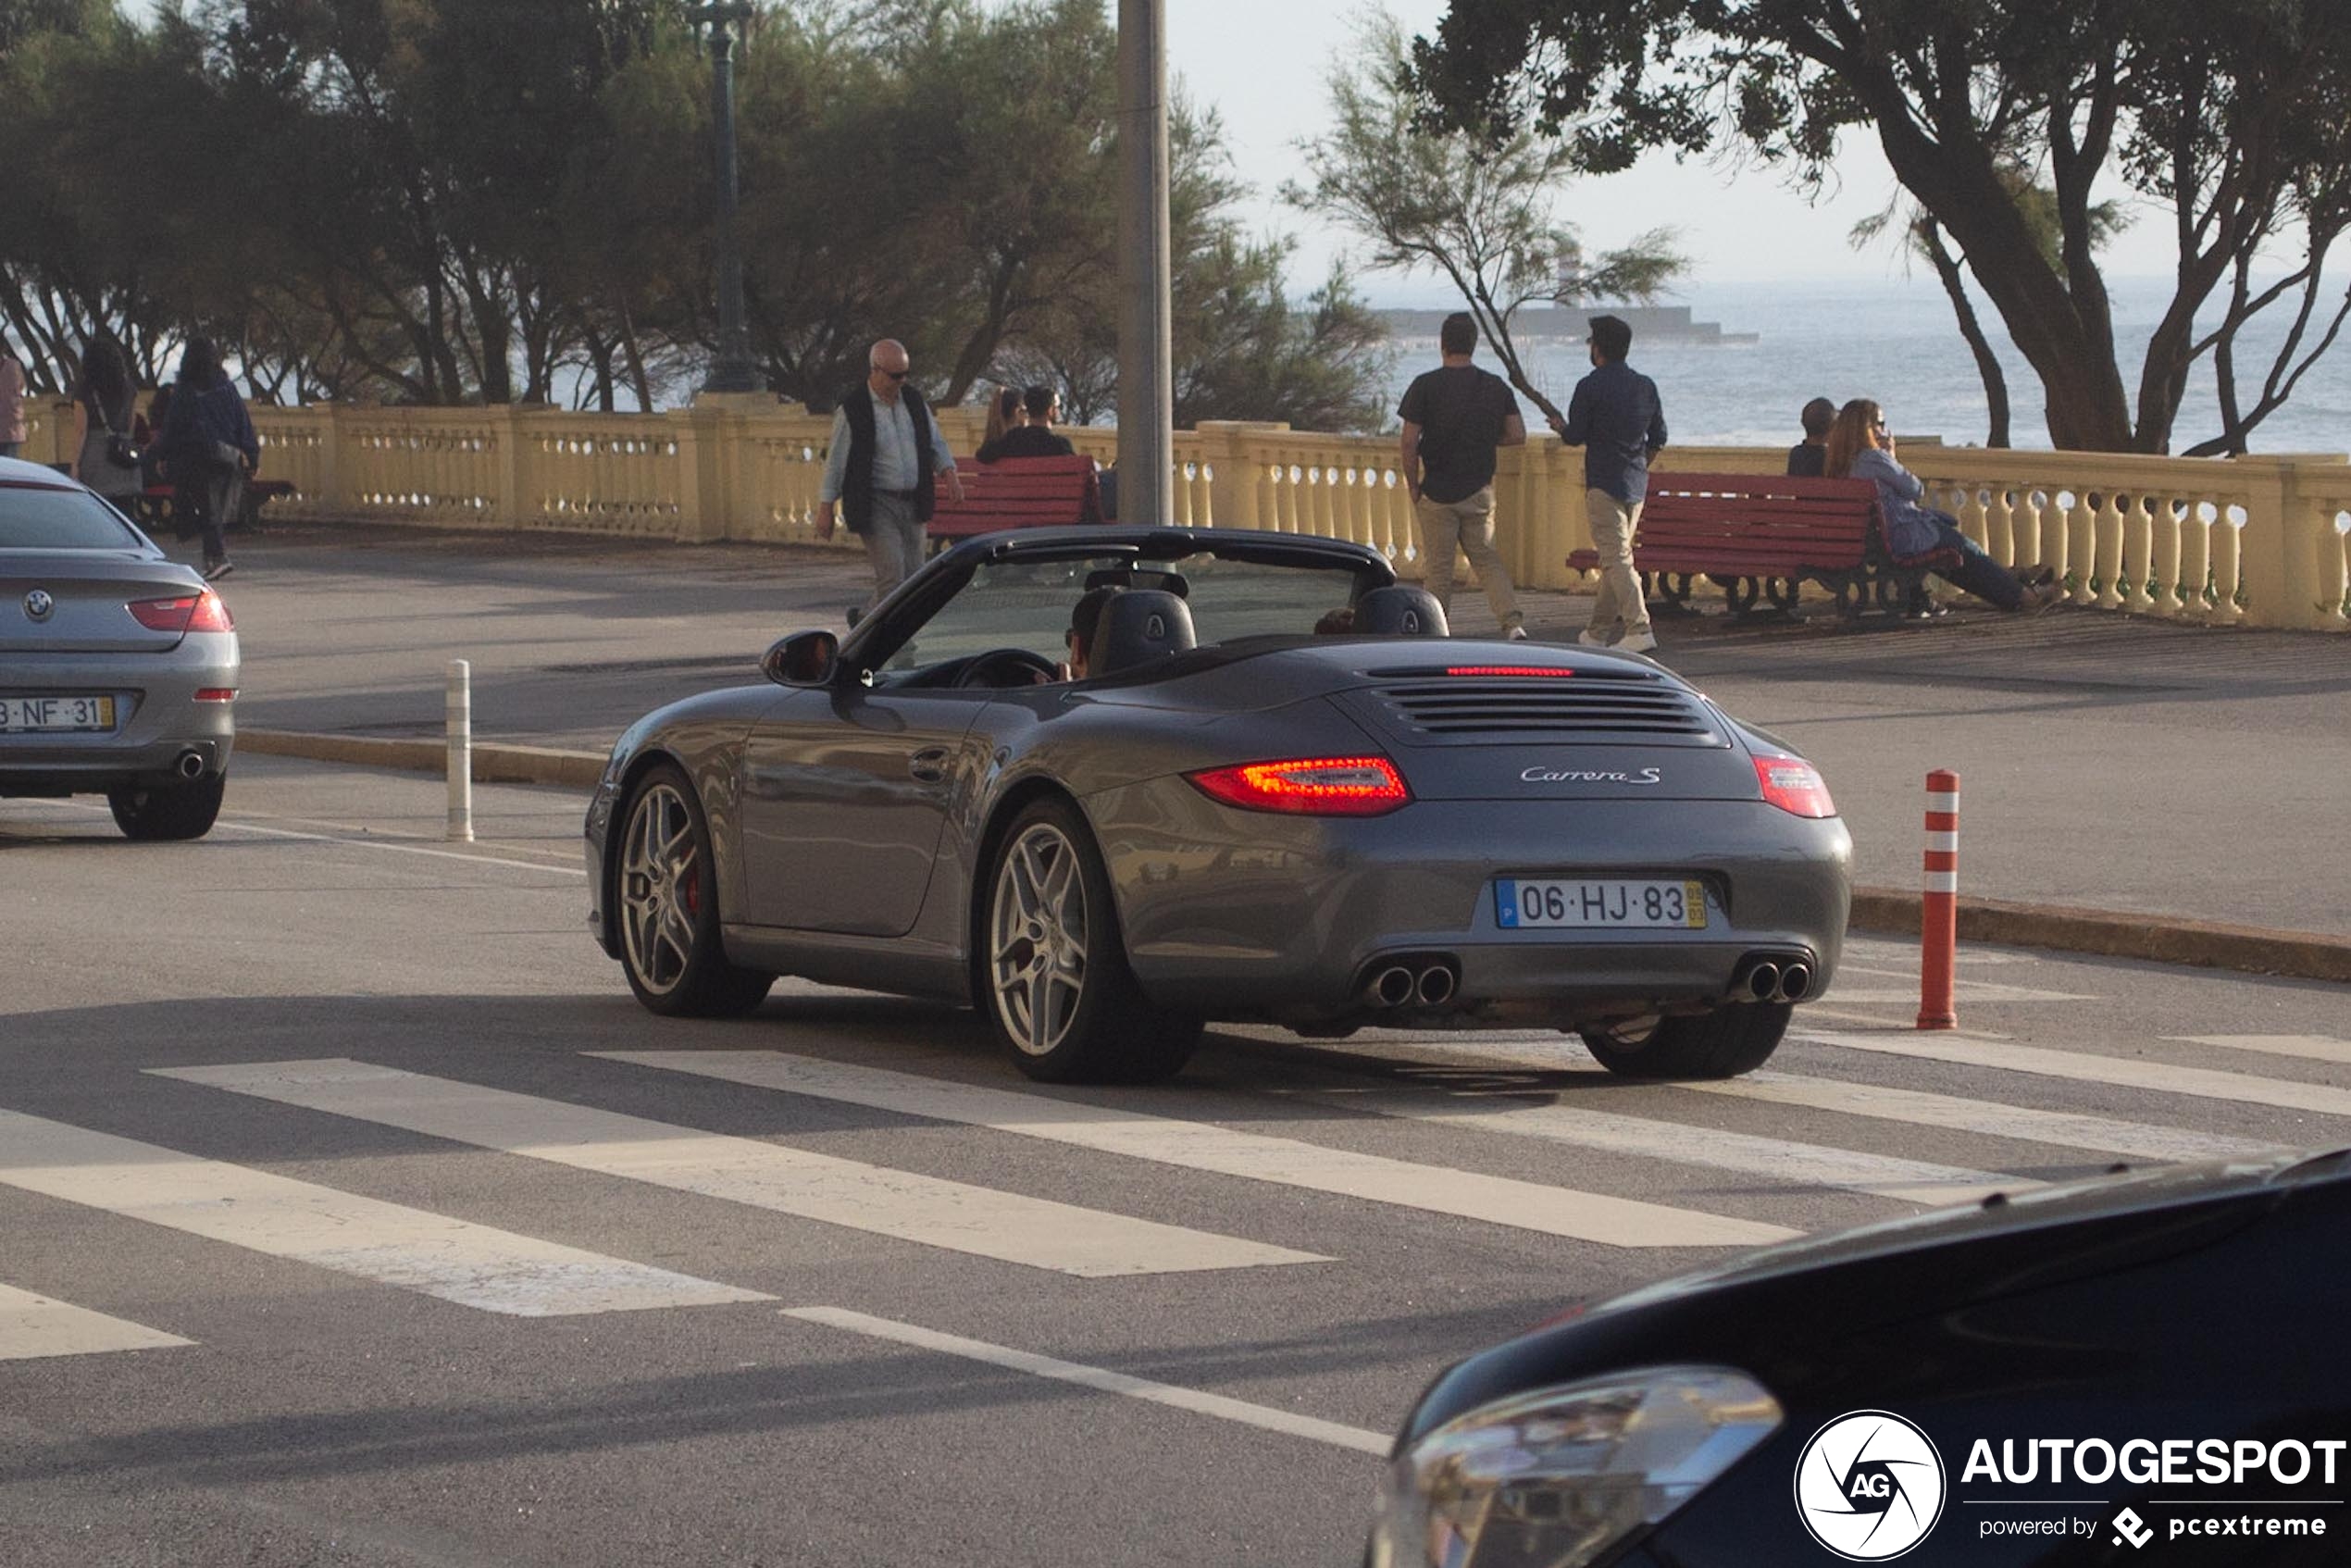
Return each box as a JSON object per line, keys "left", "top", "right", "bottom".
{"left": 1849, "top": 889, "right": 2350, "bottom": 986}
{"left": 237, "top": 728, "right": 606, "bottom": 790}
{"left": 236, "top": 728, "right": 2348, "bottom": 985}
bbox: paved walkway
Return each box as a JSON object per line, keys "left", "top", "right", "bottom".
{"left": 191, "top": 521, "right": 2349, "bottom": 940}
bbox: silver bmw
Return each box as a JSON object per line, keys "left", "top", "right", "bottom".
{"left": 586, "top": 527, "right": 1850, "bottom": 1083}
{"left": 0, "top": 456, "right": 239, "bottom": 840}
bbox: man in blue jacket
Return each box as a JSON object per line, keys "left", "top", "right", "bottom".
{"left": 1551, "top": 315, "right": 1667, "bottom": 653}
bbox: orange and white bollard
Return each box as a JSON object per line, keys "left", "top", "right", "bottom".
{"left": 1918, "top": 769, "right": 1959, "bottom": 1029}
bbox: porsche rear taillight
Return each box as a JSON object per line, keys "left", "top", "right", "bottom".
{"left": 127, "top": 590, "right": 233, "bottom": 633}
{"left": 1443, "top": 666, "right": 1575, "bottom": 678}
{"left": 1754, "top": 754, "right": 1836, "bottom": 818}
{"left": 1187, "top": 755, "right": 1412, "bottom": 816}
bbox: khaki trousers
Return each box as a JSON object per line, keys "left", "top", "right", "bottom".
{"left": 1413, "top": 488, "right": 1522, "bottom": 632}
{"left": 1584, "top": 488, "right": 1651, "bottom": 636}
{"left": 856, "top": 492, "right": 927, "bottom": 609}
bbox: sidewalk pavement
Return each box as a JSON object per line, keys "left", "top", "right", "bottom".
{"left": 193, "top": 521, "right": 2349, "bottom": 980}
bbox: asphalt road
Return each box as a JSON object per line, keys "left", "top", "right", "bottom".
{"left": 4, "top": 758, "right": 2347, "bottom": 1566}
{"left": 198, "top": 522, "right": 2351, "bottom": 935}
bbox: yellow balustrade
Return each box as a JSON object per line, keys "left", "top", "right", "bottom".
{"left": 201, "top": 401, "right": 2345, "bottom": 631}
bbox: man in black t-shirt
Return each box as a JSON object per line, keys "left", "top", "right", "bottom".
{"left": 1399, "top": 314, "right": 1529, "bottom": 639}
{"left": 977, "top": 385, "right": 1077, "bottom": 462}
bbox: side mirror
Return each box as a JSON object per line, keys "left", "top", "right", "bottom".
{"left": 763, "top": 629, "right": 840, "bottom": 688}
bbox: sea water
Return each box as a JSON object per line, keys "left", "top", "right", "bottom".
{"left": 1377, "top": 276, "right": 2351, "bottom": 454}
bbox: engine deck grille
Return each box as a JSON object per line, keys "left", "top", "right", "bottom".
{"left": 1369, "top": 671, "right": 1720, "bottom": 741}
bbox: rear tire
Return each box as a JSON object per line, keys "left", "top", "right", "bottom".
{"left": 982, "top": 798, "right": 1200, "bottom": 1083}
{"left": 616, "top": 763, "right": 773, "bottom": 1017}
{"left": 1580, "top": 1002, "right": 1791, "bottom": 1079}
{"left": 107, "top": 772, "right": 226, "bottom": 841}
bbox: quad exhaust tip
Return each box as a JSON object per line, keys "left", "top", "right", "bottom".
{"left": 1414, "top": 964, "right": 1457, "bottom": 1006}
{"left": 1745, "top": 961, "right": 1781, "bottom": 1002}
{"left": 1778, "top": 962, "right": 1811, "bottom": 1002}
{"left": 1371, "top": 966, "right": 1416, "bottom": 1008}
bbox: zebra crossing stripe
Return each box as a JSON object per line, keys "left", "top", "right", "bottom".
{"left": 593, "top": 1051, "right": 1797, "bottom": 1249}
{"left": 1689, "top": 1072, "right": 2295, "bottom": 1164}
{"left": 1236, "top": 1034, "right": 2290, "bottom": 1166}
{"left": 0, "top": 1282, "right": 193, "bottom": 1361}
{"left": 151, "top": 1060, "right": 1322, "bottom": 1278}
{"left": 1795, "top": 1030, "right": 2351, "bottom": 1119}
{"left": 783, "top": 1306, "right": 1392, "bottom": 1457}
{"left": 2167, "top": 1035, "right": 2351, "bottom": 1068}
{"left": 1265, "top": 1083, "right": 2033, "bottom": 1207}
{"left": 0, "top": 1108, "right": 765, "bottom": 1317}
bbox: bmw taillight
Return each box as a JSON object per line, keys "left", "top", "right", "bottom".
{"left": 1186, "top": 755, "right": 1412, "bottom": 816}
{"left": 127, "top": 590, "right": 233, "bottom": 633}
{"left": 1754, "top": 754, "right": 1836, "bottom": 817}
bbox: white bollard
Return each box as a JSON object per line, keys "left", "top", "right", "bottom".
{"left": 446, "top": 659, "right": 474, "bottom": 842}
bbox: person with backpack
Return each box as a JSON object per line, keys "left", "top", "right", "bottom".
{"left": 155, "top": 335, "right": 258, "bottom": 580}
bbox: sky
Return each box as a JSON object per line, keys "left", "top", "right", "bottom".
{"left": 1168, "top": 0, "right": 2185, "bottom": 301}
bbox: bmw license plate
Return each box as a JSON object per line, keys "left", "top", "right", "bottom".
{"left": 0, "top": 695, "right": 116, "bottom": 733}
{"left": 1495, "top": 877, "right": 1708, "bottom": 929}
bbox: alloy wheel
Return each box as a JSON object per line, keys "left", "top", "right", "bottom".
{"left": 620, "top": 780, "right": 702, "bottom": 996}
{"left": 989, "top": 822, "right": 1090, "bottom": 1056}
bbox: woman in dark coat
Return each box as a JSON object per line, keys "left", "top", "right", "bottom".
{"left": 155, "top": 335, "right": 257, "bottom": 580}
{"left": 68, "top": 338, "right": 143, "bottom": 512}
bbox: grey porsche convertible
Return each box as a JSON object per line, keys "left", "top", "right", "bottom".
{"left": 586, "top": 527, "right": 1849, "bottom": 1083}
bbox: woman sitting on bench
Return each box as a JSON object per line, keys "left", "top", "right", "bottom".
{"left": 1825, "top": 399, "right": 2061, "bottom": 614}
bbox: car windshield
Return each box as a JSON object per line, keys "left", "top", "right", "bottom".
{"left": 880, "top": 551, "right": 1367, "bottom": 673}
{"left": 0, "top": 482, "right": 145, "bottom": 550}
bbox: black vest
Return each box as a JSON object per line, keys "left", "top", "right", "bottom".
{"left": 839, "top": 383, "right": 938, "bottom": 532}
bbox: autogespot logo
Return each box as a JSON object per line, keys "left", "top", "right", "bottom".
{"left": 1794, "top": 1410, "right": 1948, "bottom": 1561}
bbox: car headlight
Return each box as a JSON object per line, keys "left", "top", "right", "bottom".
{"left": 1368, "top": 1365, "right": 1781, "bottom": 1568}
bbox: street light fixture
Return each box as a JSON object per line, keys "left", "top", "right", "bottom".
{"left": 690, "top": 2, "right": 760, "bottom": 396}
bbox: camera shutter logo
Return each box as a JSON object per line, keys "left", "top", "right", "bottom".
{"left": 1793, "top": 1410, "right": 1947, "bottom": 1560}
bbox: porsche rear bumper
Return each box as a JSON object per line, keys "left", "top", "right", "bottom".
{"left": 1088, "top": 787, "right": 1851, "bottom": 1026}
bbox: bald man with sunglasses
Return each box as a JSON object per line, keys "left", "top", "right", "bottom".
{"left": 818, "top": 339, "right": 965, "bottom": 612}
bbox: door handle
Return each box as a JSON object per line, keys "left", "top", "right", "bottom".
{"left": 908, "top": 746, "right": 951, "bottom": 783}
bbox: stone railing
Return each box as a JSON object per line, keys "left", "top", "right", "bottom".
{"left": 19, "top": 395, "right": 2345, "bottom": 630}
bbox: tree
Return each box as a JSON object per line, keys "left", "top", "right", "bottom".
{"left": 0, "top": 0, "right": 1394, "bottom": 421}
{"left": 1288, "top": 11, "right": 1684, "bottom": 426}
{"left": 1410, "top": 0, "right": 2351, "bottom": 454}
{"left": 1852, "top": 168, "right": 2129, "bottom": 449}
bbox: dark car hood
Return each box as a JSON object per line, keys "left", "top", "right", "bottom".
{"left": 1402, "top": 1151, "right": 2342, "bottom": 1445}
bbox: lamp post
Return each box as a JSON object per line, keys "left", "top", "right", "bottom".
{"left": 1116, "top": 0, "right": 1172, "bottom": 527}
{"left": 690, "top": 3, "right": 759, "bottom": 396}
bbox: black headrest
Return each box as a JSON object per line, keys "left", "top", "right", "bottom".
{"left": 1090, "top": 589, "right": 1195, "bottom": 677}
{"left": 1354, "top": 585, "right": 1449, "bottom": 637}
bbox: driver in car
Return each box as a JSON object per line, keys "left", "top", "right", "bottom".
{"left": 1053, "top": 585, "right": 1122, "bottom": 682}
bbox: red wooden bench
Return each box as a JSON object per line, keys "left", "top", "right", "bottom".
{"left": 927, "top": 454, "right": 1103, "bottom": 550}
{"left": 1566, "top": 472, "right": 1964, "bottom": 619}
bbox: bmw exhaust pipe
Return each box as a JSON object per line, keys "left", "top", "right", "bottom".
{"left": 1414, "top": 964, "right": 1457, "bottom": 1007}
{"left": 1745, "top": 961, "right": 1781, "bottom": 1002}
{"left": 1777, "top": 962, "right": 1812, "bottom": 1002}
{"left": 1370, "top": 966, "right": 1416, "bottom": 1008}
{"left": 175, "top": 750, "right": 207, "bottom": 780}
